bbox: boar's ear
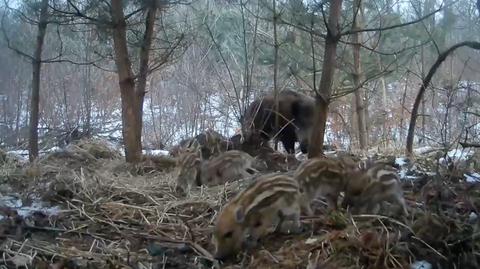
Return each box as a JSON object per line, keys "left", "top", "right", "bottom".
{"left": 234, "top": 207, "right": 245, "bottom": 223}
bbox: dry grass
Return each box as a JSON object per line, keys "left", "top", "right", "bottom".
{"left": 0, "top": 139, "right": 479, "bottom": 268}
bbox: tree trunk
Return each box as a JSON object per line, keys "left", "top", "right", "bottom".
{"left": 14, "top": 89, "right": 22, "bottom": 145}
{"left": 379, "top": 75, "right": 388, "bottom": 147}
{"left": 308, "top": 0, "right": 343, "bottom": 158}
{"left": 406, "top": 41, "right": 480, "bottom": 155}
{"left": 29, "top": 0, "right": 49, "bottom": 162}
{"left": 272, "top": 0, "right": 279, "bottom": 151}
{"left": 135, "top": 2, "right": 158, "bottom": 152}
{"left": 351, "top": 0, "right": 367, "bottom": 151}
{"left": 83, "top": 31, "right": 93, "bottom": 136}
{"left": 111, "top": 0, "right": 141, "bottom": 163}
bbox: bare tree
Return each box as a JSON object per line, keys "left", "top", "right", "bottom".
{"left": 308, "top": 0, "right": 343, "bottom": 158}
{"left": 29, "top": 0, "right": 49, "bottom": 161}
{"left": 406, "top": 41, "right": 480, "bottom": 155}
{"left": 1, "top": 0, "right": 50, "bottom": 161}
{"left": 351, "top": 0, "right": 367, "bottom": 151}
{"left": 110, "top": 0, "right": 159, "bottom": 163}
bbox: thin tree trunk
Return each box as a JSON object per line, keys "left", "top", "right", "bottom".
{"left": 111, "top": 0, "right": 141, "bottom": 163}
{"left": 15, "top": 89, "right": 22, "bottom": 145}
{"left": 63, "top": 83, "right": 70, "bottom": 130}
{"left": 272, "top": 0, "right": 279, "bottom": 151}
{"left": 351, "top": 0, "right": 367, "bottom": 151}
{"left": 149, "top": 82, "right": 159, "bottom": 145}
{"left": 135, "top": 2, "right": 158, "bottom": 151}
{"left": 406, "top": 41, "right": 480, "bottom": 155}
{"left": 83, "top": 31, "right": 93, "bottom": 136}
{"left": 29, "top": 0, "right": 49, "bottom": 162}
{"left": 399, "top": 72, "right": 408, "bottom": 142}
{"left": 379, "top": 75, "right": 388, "bottom": 147}
{"left": 308, "top": 0, "right": 343, "bottom": 158}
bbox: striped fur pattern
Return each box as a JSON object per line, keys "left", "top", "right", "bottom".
{"left": 295, "top": 156, "right": 408, "bottom": 216}
{"left": 212, "top": 174, "right": 302, "bottom": 260}
{"left": 343, "top": 162, "right": 408, "bottom": 215}
{"left": 293, "top": 157, "right": 347, "bottom": 214}
{"left": 175, "top": 148, "right": 202, "bottom": 193}
{"left": 176, "top": 150, "right": 259, "bottom": 194}
{"left": 201, "top": 150, "right": 257, "bottom": 186}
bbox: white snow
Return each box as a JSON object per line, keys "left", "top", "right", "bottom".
{"left": 413, "top": 146, "right": 435, "bottom": 155}
{"left": 6, "top": 150, "right": 29, "bottom": 161}
{"left": 143, "top": 149, "right": 169, "bottom": 156}
{"left": 43, "top": 146, "right": 61, "bottom": 153}
{"left": 469, "top": 212, "right": 478, "bottom": 222}
{"left": 465, "top": 173, "right": 480, "bottom": 182}
{"left": 395, "top": 157, "right": 408, "bottom": 167}
{"left": 446, "top": 148, "right": 475, "bottom": 160}
{"left": 411, "top": 261, "right": 432, "bottom": 269}
{"left": 0, "top": 195, "right": 60, "bottom": 220}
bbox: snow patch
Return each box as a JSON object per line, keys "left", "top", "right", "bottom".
{"left": 43, "top": 146, "right": 61, "bottom": 153}
{"left": 395, "top": 157, "right": 408, "bottom": 167}
{"left": 143, "top": 149, "right": 169, "bottom": 156}
{"left": 411, "top": 261, "right": 432, "bottom": 269}
{"left": 465, "top": 173, "right": 480, "bottom": 182}
{"left": 6, "top": 150, "right": 29, "bottom": 161}
{"left": 447, "top": 148, "right": 475, "bottom": 160}
{"left": 0, "top": 195, "right": 60, "bottom": 220}
{"left": 469, "top": 212, "right": 478, "bottom": 222}
{"left": 413, "top": 146, "right": 435, "bottom": 155}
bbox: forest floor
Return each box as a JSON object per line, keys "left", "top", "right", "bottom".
{"left": 0, "top": 139, "right": 479, "bottom": 269}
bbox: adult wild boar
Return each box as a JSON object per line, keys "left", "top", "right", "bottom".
{"left": 241, "top": 90, "right": 315, "bottom": 154}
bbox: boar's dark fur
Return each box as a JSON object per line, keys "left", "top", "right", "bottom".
{"left": 241, "top": 90, "right": 315, "bottom": 154}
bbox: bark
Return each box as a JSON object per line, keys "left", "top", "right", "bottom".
{"left": 29, "top": 0, "right": 49, "bottom": 162}
{"left": 272, "top": 0, "right": 279, "bottom": 151}
{"left": 379, "top": 74, "right": 388, "bottom": 147}
{"left": 135, "top": 2, "right": 158, "bottom": 150}
{"left": 406, "top": 41, "right": 480, "bottom": 155}
{"left": 399, "top": 72, "right": 408, "bottom": 140}
{"left": 83, "top": 32, "right": 93, "bottom": 136}
{"left": 351, "top": 0, "right": 367, "bottom": 151}
{"left": 14, "top": 89, "right": 22, "bottom": 145}
{"left": 111, "top": 0, "right": 141, "bottom": 163}
{"left": 308, "top": 0, "right": 343, "bottom": 158}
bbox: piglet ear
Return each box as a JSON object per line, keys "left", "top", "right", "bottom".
{"left": 234, "top": 207, "right": 245, "bottom": 223}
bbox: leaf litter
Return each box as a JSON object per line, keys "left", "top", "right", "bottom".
{"left": 0, "top": 139, "right": 479, "bottom": 268}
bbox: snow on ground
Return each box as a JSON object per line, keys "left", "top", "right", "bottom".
{"left": 395, "top": 157, "right": 408, "bottom": 167}
{"left": 465, "top": 172, "right": 480, "bottom": 182}
{"left": 413, "top": 146, "right": 435, "bottom": 155}
{"left": 446, "top": 148, "right": 475, "bottom": 160}
{"left": 0, "top": 195, "right": 61, "bottom": 220}
{"left": 6, "top": 150, "right": 29, "bottom": 161}
{"left": 469, "top": 212, "right": 478, "bottom": 222}
{"left": 43, "top": 146, "right": 61, "bottom": 153}
{"left": 142, "top": 149, "right": 169, "bottom": 156}
{"left": 411, "top": 261, "right": 432, "bottom": 269}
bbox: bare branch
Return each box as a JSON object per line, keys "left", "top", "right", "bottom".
{"left": 406, "top": 41, "right": 480, "bottom": 155}
{"left": 0, "top": 9, "right": 35, "bottom": 61}
{"left": 341, "top": 1, "right": 456, "bottom": 36}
